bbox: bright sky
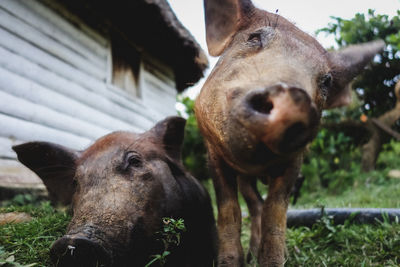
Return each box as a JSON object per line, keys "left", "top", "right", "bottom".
{"left": 168, "top": 0, "right": 400, "bottom": 98}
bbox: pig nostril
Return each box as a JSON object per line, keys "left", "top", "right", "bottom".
{"left": 248, "top": 94, "right": 274, "bottom": 114}
{"left": 50, "top": 236, "right": 112, "bottom": 267}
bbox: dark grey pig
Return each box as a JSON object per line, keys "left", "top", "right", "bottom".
{"left": 13, "top": 116, "right": 217, "bottom": 267}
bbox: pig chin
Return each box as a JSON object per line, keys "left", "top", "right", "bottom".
{"left": 222, "top": 117, "right": 318, "bottom": 176}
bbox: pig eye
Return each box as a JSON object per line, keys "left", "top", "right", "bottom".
{"left": 125, "top": 152, "right": 142, "bottom": 169}
{"left": 247, "top": 32, "right": 262, "bottom": 47}
{"left": 247, "top": 27, "right": 275, "bottom": 49}
{"left": 128, "top": 155, "right": 142, "bottom": 167}
{"left": 320, "top": 73, "right": 333, "bottom": 88}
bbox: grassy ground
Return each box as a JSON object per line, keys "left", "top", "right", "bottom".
{"left": 0, "top": 201, "right": 69, "bottom": 267}
{"left": 0, "top": 144, "right": 399, "bottom": 266}
{"left": 286, "top": 219, "right": 400, "bottom": 266}
{"left": 239, "top": 176, "right": 400, "bottom": 266}
{"left": 294, "top": 172, "right": 400, "bottom": 209}
{"left": 284, "top": 172, "right": 400, "bottom": 266}
{"left": 239, "top": 141, "right": 400, "bottom": 266}
{"left": 240, "top": 214, "right": 400, "bottom": 266}
{"left": 1, "top": 181, "right": 399, "bottom": 267}
{"left": 1, "top": 193, "right": 399, "bottom": 267}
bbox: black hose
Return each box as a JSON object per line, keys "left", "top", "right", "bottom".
{"left": 287, "top": 208, "right": 400, "bottom": 228}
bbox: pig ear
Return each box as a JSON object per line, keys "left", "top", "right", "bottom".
{"left": 153, "top": 116, "right": 186, "bottom": 160}
{"left": 325, "top": 40, "right": 385, "bottom": 109}
{"left": 204, "top": 0, "right": 254, "bottom": 56}
{"left": 12, "top": 142, "right": 79, "bottom": 205}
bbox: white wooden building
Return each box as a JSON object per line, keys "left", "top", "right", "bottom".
{"left": 0, "top": 0, "right": 208, "bottom": 196}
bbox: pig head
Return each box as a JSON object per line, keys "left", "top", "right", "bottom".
{"left": 195, "top": 0, "right": 384, "bottom": 266}
{"left": 13, "top": 117, "right": 216, "bottom": 267}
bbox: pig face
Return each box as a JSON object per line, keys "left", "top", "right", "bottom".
{"left": 13, "top": 117, "right": 189, "bottom": 267}
{"left": 195, "top": 0, "right": 384, "bottom": 174}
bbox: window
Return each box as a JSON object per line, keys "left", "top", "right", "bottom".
{"left": 109, "top": 32, "right": 141, "bottom": 97}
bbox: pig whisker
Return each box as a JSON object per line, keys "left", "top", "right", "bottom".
{"left": 67, "top": 245, "right": 75, "bottom": 256}
{"left": 265, "top": 14, "right": 271, "bottom": 27}
{"left": 274, "top": 10, "right": 280, "bottom": 29}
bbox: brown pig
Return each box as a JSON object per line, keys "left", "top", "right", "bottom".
{"left": 13, "top": 117, "right": 217, "bottom": 267}
{"left": 195, "top": 0, "right": 385, "bottom": 266}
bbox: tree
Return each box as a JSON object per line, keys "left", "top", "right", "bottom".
{"left": 318, "top": 10, "right": 400, "bottom": 118}
{"left": 317, "top": 10, "right": 400, "bottom": 171}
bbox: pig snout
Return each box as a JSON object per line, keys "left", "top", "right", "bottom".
{"left": 50, "top": 234, "right": 112, "bottom": 267}
{"left": 236, "top": 84, "right": 319, "bottom": 154}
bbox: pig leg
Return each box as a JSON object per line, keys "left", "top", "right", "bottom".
{"left": 238, "top": 176, "right": 263, "bottom": 263}
{"left": 208, "top": 151, "right": 244, "bottom": 267}
{"left": 258, "top": 160, "right": 300, "bottom": 266}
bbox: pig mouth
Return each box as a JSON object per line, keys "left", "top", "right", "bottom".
{"left": 235, "top": 117, "right": 318, "bottom": 157}
{"left": 50, "top": 226, "right": 114, "bottom": 267}
{"left": 231, "top": 112, "right": 314, "bottom": 156}
{"left": 50, "top": 235, "right": 113, "bottom": 267}
{"left": 50, "top": 223, "right": 160, "bottom": 267}
{"left": 276, "top": 122, "right": 318, "bottom": 153}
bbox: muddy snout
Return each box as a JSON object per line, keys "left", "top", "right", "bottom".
{"left": 236, "top": 84, "right": 319, "bottom": 154}
{"left": 50, "top": 234, "right": 112, "bottom": 267}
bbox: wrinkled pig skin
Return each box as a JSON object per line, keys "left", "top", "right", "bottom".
{"left": 13, "top": 116, "right": 217, "bottom": 267}
{"left": 195, "top": 0, "right": 384, "bottom": 266}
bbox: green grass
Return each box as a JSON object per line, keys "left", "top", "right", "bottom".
{"left": 0, "top": 201, "right": 70, "bottom": 267}
{"left": 238, "top": 140, "right": 400, "bottom": 266}
{"left": 240, "top": 214, "right": 400, "bottom": 267}
{"left": 294, "top": 174, "right": 400, "bottom": 209}
{"left": 286, "top": 217, "right": 400, "bottom": 266}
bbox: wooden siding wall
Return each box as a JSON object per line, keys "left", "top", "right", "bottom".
{"left": 0, "top": 0, "right": 177, "bottom": 160}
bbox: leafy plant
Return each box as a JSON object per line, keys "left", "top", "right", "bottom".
{"left": 302, "top": 127, "right": 359, "bottom": 190}
{"left": 177, "top": 96, "right": 209, "bottom": 180}
{"left": 376, "top": 139, "right": 400, "bottom": 169}
{"left": 145, "top": 218, "right": 186, "bottom": 267}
